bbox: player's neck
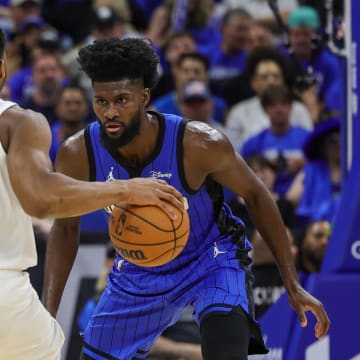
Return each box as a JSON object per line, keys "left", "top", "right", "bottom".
{"left": 117, "top": 113, "right": 159, "bottom": 168}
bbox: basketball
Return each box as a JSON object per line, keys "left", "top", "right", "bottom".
{"left": 109, "top": 204, "right": 190, "bottom": 267}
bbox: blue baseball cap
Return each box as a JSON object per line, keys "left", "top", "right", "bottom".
{"left": 288, "top": 6, "right": 320, "bottom": 30}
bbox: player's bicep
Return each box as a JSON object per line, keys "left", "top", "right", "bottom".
{"left": 54, "top": 132, "right": 89, "bottom": 181}
{"left": 208, "top": 140, "right": 264, "bottom": 200}
{"left": 7, "top": 112, "right": 53, "bottom": 197}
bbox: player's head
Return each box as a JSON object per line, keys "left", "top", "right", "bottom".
{"left": 0, "top": 28, "right": 7, "bottom": 92}
{"left": 78, "top": 37, "right": 159, "bottom": 88}
{"left": 77, "top": 37, "right": 159, "bottom": 150}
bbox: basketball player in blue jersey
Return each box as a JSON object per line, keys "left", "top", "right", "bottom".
{"left": 44, "top": 38, "right": 330, "bottom": 360}
{"left": 0, "top": 28, "right": 184, "bottom": 360}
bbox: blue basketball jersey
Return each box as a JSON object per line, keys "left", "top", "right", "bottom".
{"left": 83, "top": 112, "right": 267, "bottom": 359}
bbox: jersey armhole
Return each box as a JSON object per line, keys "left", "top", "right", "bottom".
{"left": 177, "top": 119, "right": 197, "bottom": 195}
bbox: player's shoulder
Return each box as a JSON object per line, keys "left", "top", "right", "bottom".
{"left": 60, "top": 128, "right": 86, "bottom": 155}
{"left": 183, "top": 120, "right": 233, "bottom": 155}
{"left": 6, "top": 105, "right": 48, "bottom": 125}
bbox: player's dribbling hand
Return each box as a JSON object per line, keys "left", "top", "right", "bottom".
{"left": 124, "top": 178, "right": 185, "bottom": 220}
{"left": 288, "top": 285, "right": 330, "bottom": 339}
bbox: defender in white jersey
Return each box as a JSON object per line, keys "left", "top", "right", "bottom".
{"left": 0, "top": 28, "right": 184, "bottom": 360}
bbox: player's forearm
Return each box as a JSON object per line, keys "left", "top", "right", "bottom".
{"left": 245, "top": 186, "right": 300, "bottom": 292}
{"left": 26, "top": 173, "right": 126, "bottom": 218}
{"left": 43, "top": 221, "right": 80, "bottom": 317}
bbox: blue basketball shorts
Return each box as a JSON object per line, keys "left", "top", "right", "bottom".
{"left": 82, "top": 244, "right": 255, "bottom": 359}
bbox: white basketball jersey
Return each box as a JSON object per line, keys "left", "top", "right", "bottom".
{"left": 0, "top": 100, "right": 36, "bottom": 270}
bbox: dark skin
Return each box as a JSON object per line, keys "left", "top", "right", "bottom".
{"left": 0, "top": 57, "right": 183, "bottom": 221}
{"left": 44, "top": 78, "right": 330, "bottom": 339}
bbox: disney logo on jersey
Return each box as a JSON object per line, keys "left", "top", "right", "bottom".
{"left": 150, "top": 170, "right": 172, "bottom": 179}
{"left": 105, "top": 167, "right": 115, "bottom": 214}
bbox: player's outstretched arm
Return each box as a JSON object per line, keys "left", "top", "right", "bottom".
{"left": 6, "top": 108, "right": 184, "bottom": 219}
{"left": 184, "top": 122, "right": 330, "bottom": 339}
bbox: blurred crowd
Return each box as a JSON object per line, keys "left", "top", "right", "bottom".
{"left": 1, "top": 0, "right": 344, "bottom": 358}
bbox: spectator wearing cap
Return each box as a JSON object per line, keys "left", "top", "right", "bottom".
{"left": 225, "top": 46, "right": 313, "bottom": 151}
{"left": 280, "top": 6, "right": 345, "bottom": 124}
{"left": 182, "top": 80, "right": 237, "bottom": 146}
{"left": 241, "top": 84, "right": 310, "bottom": 197}
{"left": 287, "top": 118, "right": 341, "bottom": 226}
{"left": 151, "top": 52, "right": 227, "bottom": 125}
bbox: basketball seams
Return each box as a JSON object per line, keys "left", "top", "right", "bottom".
{"left": 109, "top": 205, "right": 190, "bottom": 267}
{"left": 114, "top": 204, "right": 184, "bottom": 232}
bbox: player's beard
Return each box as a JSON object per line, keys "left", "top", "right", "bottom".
{"left": 100, "top": 109, "right": 141, "bottom": 152}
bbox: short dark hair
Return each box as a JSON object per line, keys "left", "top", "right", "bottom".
{"left": 60, "top": 84, "right": 89, "bottom": 101}
{"left": 0, "top": 28, "right": 6, "bottom": 58}
{"left": 245, "top": 46, "right": 288, "bottom": 80}
{"left": 246, "top": 153, "right": 276, "bottom": 172}
{"left": 176, "top": 52, "right": 209, "bottom": 71}
{"left": 222, "top": 7, "right": 252, "bottom": 26}
{"left": 260, "top": 84, "right": 293, "bottom": 108}
{"left": 77, "top": 37, "right": 159, "bottom": 89}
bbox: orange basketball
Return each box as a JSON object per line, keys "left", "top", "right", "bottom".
{"left": 109, "top": 204, "right": 190, "bottom": 267}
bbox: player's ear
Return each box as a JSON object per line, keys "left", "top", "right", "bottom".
{"left": 142, "top": 88, "right": 150, "bottom": 107}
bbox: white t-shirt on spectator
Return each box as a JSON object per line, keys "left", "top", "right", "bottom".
{"left": 225, "top": 96, "right": 313, "bottom": 151}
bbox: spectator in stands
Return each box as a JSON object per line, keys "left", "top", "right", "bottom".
{"left": 152, "top": 31, "right": 197, "bottom": 101}
{"left": 247, "top": 23, "right": 274, "bottom": 52}
{"left": 49, "top": 85, "right": 91, "bottom": 163}
{"left": 226, "top": 47, "right": 312, "bottom": 150}
{"left": 41, "top": 0, "right": 94, "bottom": 45}
{"left": 251, "top": 227, "right": 298, "bottom": 319}
{"left": 287, "top": 118, "right": 341, "bottom": 226}
{"left": 228, "top": 153, "right": 296, "bottom": 238}
{"left": 62, "top": 6, "right": 133, "bottom": 99}
{"left": 296, "top": 219, "right": 331, "bottom": 274}
{"left": 21, "top": 52, "right": 66, "bottom": 124}
{"left": 5, "top": 14, "right": 46, "bottom": 77}
{"left": 241, "top": 84, "right": 310, "bottom": 196}
{"left": 9, "top": 0, "right": 41, "bottom": 33}
{"left": 151, "top": 52, "right": 227, "bottom": 124}
{"left": 222, "top": 24, "right": 274, "bottom": 107}
{"left": 214, "top": 0, "right": 298, "bottom": 34}
{"left": 281, "top": 6, "right": 345, "bottom": 123}
{"left": 9, "top": 28, "right": 63, "bottom": 104}
{"left": 146, "top": 0, "right": 220, "bottom": 58}
{"left": 182, "top": 80, "right": 236, "bottom": 144}
{"left": 208, "top": 8, "right": 252, "bottom": 97}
